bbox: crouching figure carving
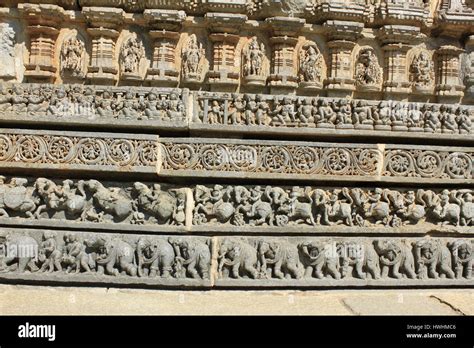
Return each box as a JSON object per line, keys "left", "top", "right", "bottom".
{"left": 374, "top": 240, "right": 416, "bottom": 279}
{"left": 62, "top": 232, "right": 95, "bottom": 273}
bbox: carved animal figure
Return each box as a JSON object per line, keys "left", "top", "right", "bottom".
{"left": 136, "top": 237, "right": 174, "bottom": 278}
{"left": 84, "top": 180, "right": 133, "bottom": 221}
{"left": 218, "top": 238, "right": 259, "bottom": 279}
{"left": 133, "top": 182, "right": 177, "bottom": 224}
{"left": 0, "top": 234, "right": 39, "bottom": 272}
{"left": 448, "top": 240, "right": 472, "bottom": 279}
{"left": 374, "top": 240, "right": 416, "bottom": 279}
{"left": 34, "top": 178, "right": 87, "bottom": 219}
{"left": 169, "top": 237, "right": 210, "bottom": 279}
{"left": 299, "top": 241, "right": 340, "bottom": 279}
{"left": 415, "top": 239, "right": 455, "bottom": 279}
{"left": 0, "top": 177, "right": 37, "bottom": 218}
{"left": 258, "top": 240, "right": 304, "bottom": 279}
{"left": 194, "top": 185, "right": 235, "bottom": 223}
{"left": 87, "top": 237, "right": 137, "bottom": 276}
{"left": 339, "top": 241, "right": 380, "bottom": 279}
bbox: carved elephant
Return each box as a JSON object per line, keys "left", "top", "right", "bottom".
{"left": 258, "top": 240, "right": 304, "bottom": 279}
{"left": 299, "top": 241, "right": 340, "bottom": 279}
{"left": 449, "top": 240, "right": 472, "bottom": 279}
{"left": 217, "top": 238, "right": 259, "bottom": 279}
{"left": 0, "top": 234, "right": 39, "bottom": 273}
{"left": 415, "top": 240, "right": 455, "bottom": 279}
{"left": 340, "top": 241, "right": 380, "bottom": 280}
{"left": 136, "top": 237, "right": 174, "bottom": 278}
{"left": 169, "top": 237, "right": 210, "bottom": 279}
{"left": 374, "top": 240, "right": 416, "bottom": 279}
{"left": 88, "top": 237, "right": 137, "bottom": 276}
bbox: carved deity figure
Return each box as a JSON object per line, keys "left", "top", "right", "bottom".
{"left": 182, "top": 34, "right": 203, "bottom": 80}
{"left": 410, "top": 51, "right": 434, "bottom": 87}
{"left": 299, "top": 44, "right": 323, "bottom": 84}
{"left": 243, "top": 36, "right": 265, "bottom": 77}
{"left": 355, "top": 48, "right": 381, "bottom": 86}
{"left": 60, "top": 37, "right": 85, "bottom": 78}
{"left": 0, "top": 22, "right": 16, "bottom": 80}
{"left": 120, "top": 37, "right": 144, "bottom": 75}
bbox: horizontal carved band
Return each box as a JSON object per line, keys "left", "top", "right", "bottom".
{"left": 0, "top": 228, "right": 472, "bottom": 288}
{"left": 0, "top": 84, "right": 472, "bottom": 144}
{"left": 0, "top": 175, "right": 472, "bottom": 233}
{"left": 194, "top": 92, "right": 473, "bottom": 135}
{"left": 0, "top": 83, "right": 188, "bottom": 130}
{"left": 0, "top": 129, "right": 158, "bottom": 173}
{"left": 159, "top": 138, "right": 474, "bottom": 183}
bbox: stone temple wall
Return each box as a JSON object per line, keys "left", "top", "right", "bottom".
{"left": 0, "top": 0, "right": 473, "bottom": 298}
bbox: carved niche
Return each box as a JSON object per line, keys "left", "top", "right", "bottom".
{"left": 298, "top": 42, "right": 324, "bottom": 89}
{"left": 0, "top": 22, "right": 17, "bottom": 81}
{"left": 119, "top": 35, "right": 146, "bottom": 82}
{"left": 354, "top": 47, "right": 382, "bottom": 91}
{"left": 181, "top": 34, "right": 205, "bottom": 83}
{"left": 60, "top": 35, "right": 86, "bottom": 79}
{"left": 242, "top": 36, "right": 266, "bottom": 86}
{"left": 410, "top": 49, "right": 435, "bottom": 93}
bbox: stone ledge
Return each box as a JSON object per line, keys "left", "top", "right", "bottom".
{"left": 1, "top": 285, "right": 472, "bottom": 315}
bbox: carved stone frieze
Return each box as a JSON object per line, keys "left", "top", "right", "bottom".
{"left": 0, "top": 175, "right": 471, "bottom": 233}
{"left": 0, "top": 129, "right": 158, "bottom": 173}
{"left": 159, "top": 138, "right": 474, "bottom": 183}
{"left": 216, "top": 236, "right": 473, "bottom": 283}
{"left": 0, "top": 228, "right": 471, "bottom": 288}
{"left": 0, "top": 83, "right": 188, "bottom": 129}
{"left": 0, "top": 228, "right": 211, "bottom": 287}
{"left": 193, "top": 92, "right": 474, "bottom": 139}
{"left": 191, "top": 185, "right": 474, "bottom": 230}
{"left": 0, "top": 175, "right": 187, "bottom": 231}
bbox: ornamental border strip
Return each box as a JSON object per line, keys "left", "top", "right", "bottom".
{"left": 0, "top": 128, "right": 159, "bottom": 174}
{"left": 0, "top": 83, "right": 472, "bottom": 144}
{"left": 158, "top": 138, "right": 474, "bottom": 184}
{"left": 0, "top": 228, "right": 472, "bottom": 289}
{"left": 0, "top": 175, "right": 472, "bottom": 233}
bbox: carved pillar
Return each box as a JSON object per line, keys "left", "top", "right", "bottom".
{"left": 83, "top": 7, "right": 124, "bottom": 85}
{"left": 378, "top": 25, "right": 421, "bottom": 100}
{"left": 144, "top": 9, "right": 186, "bottom": 87}
{"left": 19, "top": 3, "right": 64, "bottom": 83}
{"left": 436, "top": 45, "right": 465, "bottom": 103}
{"left": 463, "top": 35, "right": 474, "bottom": 103}
{"left": 324, "top": 20, "right": 363, "bottom": 98}
{"left": 266, "top": 17, "right": 305, "bottom": 94}
{"left": 205, "top": 13, "right": 247, "bottom": 92}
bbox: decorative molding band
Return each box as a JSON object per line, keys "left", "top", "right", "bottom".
{"left": 0, "top": 228, "right": 472, "bottom": 288}
{"left": 192, "top": 92, "right": 473, "bottom": 138}
{"left": 159, "top": 138, "right": 474, "bottom": 184}
{"left": 0, "top": 129, "right": 158, "bottom": 174}
{"left": 0, "top": 175, "right": 471, "bottom": 233}
{"left": 0, "top": 84, "right": 472, "bottom": 144}
{"left": 0, "top": 84, "right": 189, "bottom": 131}
{"left": 0, "top": 228, "right": 211, "bottom": 288}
